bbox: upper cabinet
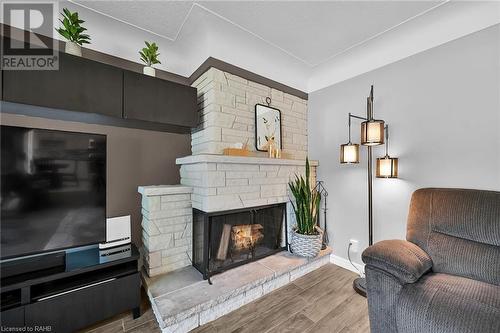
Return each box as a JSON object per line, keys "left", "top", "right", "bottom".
{"left": 3, "top": 53, "right": 123, "bottom": 118}
{"left": 123, "top": 71, "right": 197, "bottom": 128}
{"left": 1, "top": 51, "right": 198, "bottom": 133}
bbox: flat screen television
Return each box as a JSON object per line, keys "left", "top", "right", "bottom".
{"left": 1, "top": 126, "right": 106, "bottom": 260}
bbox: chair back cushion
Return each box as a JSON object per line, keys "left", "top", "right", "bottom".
{"left": 406, "top": 188, "right": 500, "bottom": 285}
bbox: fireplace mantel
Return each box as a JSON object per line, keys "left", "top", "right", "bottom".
{"left": 176, "top": 154, "right": 319, "bottom": 167}
{"left": 176, "top": 154, "right": 318, "bottom": 213}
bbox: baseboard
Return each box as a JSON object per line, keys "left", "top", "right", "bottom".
{"left": 330, "top": 254, "right": 365, "bottom": 276}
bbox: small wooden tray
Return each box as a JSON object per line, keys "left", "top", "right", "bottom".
{"left": 223, "top": 148, "right": 250, "bottom": 156}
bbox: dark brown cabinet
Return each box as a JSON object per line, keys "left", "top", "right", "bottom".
{"left": 1, "top": 51, "right": 198, "bottom": 133}
{"left": 3, "top": 52, "right": 123, "bottom": 118}
{"left": 1, "top": 245, "right": 141, "bottom": 333}
{"left": 0, "top": 307, "right": 24, "bottom": 327}
{"left": 123, "top": 71, "right": 198, "bottom": 127}
{"left": 24, "top": 273, "right": 140, "bottom": 333}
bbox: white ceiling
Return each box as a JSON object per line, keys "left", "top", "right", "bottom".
{"left": 73, "top": 1, "right": 195, "bottom": 41}
{"left": 199, "top": 1, "right": 441, "bottom": 66}
{"left": 73, "top": 1, "right": 441, "bottom": 66}
{"left": 64, "top": 1, "right": 500, "bottom": 92}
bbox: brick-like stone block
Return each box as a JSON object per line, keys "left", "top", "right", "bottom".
{"left": 145, "top": 251, "right": 162, "bottom": 269}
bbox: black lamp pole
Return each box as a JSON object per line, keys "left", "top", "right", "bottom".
{"left": 340, "top": 86, "right": 397, "bottom": 297}
{"left": 352, "top": 86, "right": 376, "bottom": 297}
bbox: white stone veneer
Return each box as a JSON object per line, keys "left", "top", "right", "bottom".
{"left": 176, "top": 154, "right": 317, "bottom": 213}
{"left": 191, "top": 68, "right": 308, "bottom": 160}
{"left": 139, "top": 185, "right": 193, "bottom": 277}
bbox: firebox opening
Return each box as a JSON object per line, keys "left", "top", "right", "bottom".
{"left": 193, "top": 203, "right": 287, "bottom": 279}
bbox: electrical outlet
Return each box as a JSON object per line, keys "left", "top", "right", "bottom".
{"left": 349, "top": 239, "right": 359, "bottom": 253}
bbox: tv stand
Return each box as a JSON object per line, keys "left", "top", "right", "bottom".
{"left": 1, "top": 252, "right": 66, "bottom": 279}
{"left": 0, "top": 244, "right": 141, "bottom": 333}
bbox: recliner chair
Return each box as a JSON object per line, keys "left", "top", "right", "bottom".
{"left": 362, "top": 188, "right": 500, "bottom": 333}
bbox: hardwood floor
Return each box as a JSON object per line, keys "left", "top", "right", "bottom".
{"left": 83, "top": 264, "right": 369, "bottom": 333}
{"left": 193, "top": 264, "right": 369, "bottom": 333}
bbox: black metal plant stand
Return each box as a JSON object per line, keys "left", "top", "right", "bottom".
{"left": 313, "top": 181, "right": 329, "bottom": 250}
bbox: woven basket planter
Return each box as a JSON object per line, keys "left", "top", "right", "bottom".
{"left": 290, "top": 227, "right": 323, "bottom": 258}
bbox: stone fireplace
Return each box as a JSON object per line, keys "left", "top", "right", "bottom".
{"left": 138, "top": 66, "right": 330, "bottom": 333}
{"left": 176, "top": 154, "right": 316, "bottom": 280}
{"left": 140, "top": 67, "right": 316, "bottom": 278}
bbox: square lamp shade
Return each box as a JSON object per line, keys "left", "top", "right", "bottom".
{"left": 340, "top": 143, "right": 359, "bottom": 163}
{"left": 376, "top": 156, "right": 398, "bottom": 178}
{"left": 361, "top": 120, "right": 385, "bottom": 146}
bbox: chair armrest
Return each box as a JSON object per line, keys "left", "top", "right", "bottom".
{"left": 362, "top": 240, "right": 432, "bottom": 284}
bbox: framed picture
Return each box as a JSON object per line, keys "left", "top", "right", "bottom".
{"left": 255, "top": 103, "right": 282, "bottom": 152}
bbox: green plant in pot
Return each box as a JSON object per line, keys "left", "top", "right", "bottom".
{"left": 289, "top": 158, "right": 322, "bottom": 257}
{"left": 56, "top": 8, "right": 91, "bottom": 57}
{"left": 140, "top": 41, "right": 161, "bottom": 77}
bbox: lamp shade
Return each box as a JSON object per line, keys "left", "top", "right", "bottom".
{"left": 376, "top": 155, "right": 398, "bottom": 178}
{"left": 361, "top": 120, "right": 385, "bottom": 146}
{"left": 340, "top": 143, "right": 359, "bottom": 164}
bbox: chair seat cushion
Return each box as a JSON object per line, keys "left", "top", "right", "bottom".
{"left": 395, "top": 273, "right": 500, "bottom": 333}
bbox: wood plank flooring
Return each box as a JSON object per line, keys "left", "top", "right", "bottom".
{"left": 193, "top": 264, "right": 369, "bottom": 333}
{"left": 82, "top": 264, "right": 369, "bottom": 333}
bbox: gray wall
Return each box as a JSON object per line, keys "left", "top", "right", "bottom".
{"left": 0, "top": 113, "right": 191, "bottom": 246}
{"left": 308, "top": 25, "right": 500, "bottom": 265}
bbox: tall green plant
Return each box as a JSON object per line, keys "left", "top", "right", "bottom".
{"left": 139, "top": 41, "right": 161, "bottom": 67}
{"left": 56, "top": 8, "right": 90, "bottom": 45}
{"left": 289, "top": 158, "right": 321, "bottom": 235}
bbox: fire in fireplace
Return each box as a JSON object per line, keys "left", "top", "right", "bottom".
{"left": 193, "top": 203, "right": 287, "bottom": 282}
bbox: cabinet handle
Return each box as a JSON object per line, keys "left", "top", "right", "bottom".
{"left": 37, "top": 278, "right": 116, "bottom": 301}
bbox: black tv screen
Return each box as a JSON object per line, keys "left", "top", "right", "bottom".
{"left": 1, "top": 126, "right": 106, "bottom": 259}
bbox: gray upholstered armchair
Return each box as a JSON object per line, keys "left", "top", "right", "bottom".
{"left": 362, "top": 188, "right": 500, "bottom": 333}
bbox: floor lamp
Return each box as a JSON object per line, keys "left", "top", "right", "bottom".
{"left": 339, "top": 85, "right": 398, "bottom": 297}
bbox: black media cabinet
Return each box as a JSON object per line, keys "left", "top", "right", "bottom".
{"left": 0, "top": 244, "right": 141, "bottom": 333}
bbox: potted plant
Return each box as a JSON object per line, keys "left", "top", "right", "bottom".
{"left": 56, "top": 8, "right": 90, "bottom": 56}
{"left": 288, "top": 158, "right": 322, "bottom": 257}
{"left": 139, "top": 41, "right": 161, "bottom": 77}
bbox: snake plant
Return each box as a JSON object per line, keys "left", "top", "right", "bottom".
{"left": 289, "top": 158, "right": 321, "bottom": 235}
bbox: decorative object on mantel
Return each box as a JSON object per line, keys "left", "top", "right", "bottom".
{"left": 140, "top": 41, "right": 161, "bottom": 77}
{"left": 56, "top": 8, "right": 91, "bottom": 57}
{"left": 339, "top": 85, "right": 399, "bottom": 297}
{"left": 223, "top": 143, "right": 250, "bottom": 156}
{"left": 288, "top": 158, "right": 323, "bottom": 258}
{"left": 255, "top": 97, "right": 282, "bottom": 153}
{"left": 267, "top": 137, "right": 282, "bottom": 158}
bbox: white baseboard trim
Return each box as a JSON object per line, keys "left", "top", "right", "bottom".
{"left": 330, "top": 253, "right": 365, "bottom": 276}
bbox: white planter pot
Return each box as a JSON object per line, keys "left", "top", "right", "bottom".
{"left": 143, "top": 66, "right": 156, "bottom": 77}
{"left": 290, "top": 227, "right": 323, "bottom": 258}
{"left": 65, "top": 42, "right": 82, "bottom": 56}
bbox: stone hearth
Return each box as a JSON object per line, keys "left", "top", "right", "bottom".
{"left": 144, "top": 247, "right": 332, "bottom": 333}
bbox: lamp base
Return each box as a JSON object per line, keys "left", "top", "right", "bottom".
{"left": 353, "top": 277, "right": 367, "bottom": 297}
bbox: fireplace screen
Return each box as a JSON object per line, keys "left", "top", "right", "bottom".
{"left": 193, "top": 203, "right": 287, "bottom": 281}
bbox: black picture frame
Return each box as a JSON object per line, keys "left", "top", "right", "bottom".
{"left": 254, "top": 103, "right": 282, "bottom": 152}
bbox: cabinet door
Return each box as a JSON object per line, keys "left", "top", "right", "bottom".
{"left": 25, "top": 273, "right": 140, "bottom": 333}
{"left": 123, "top": 71, "right": 197, "bottom": 127}
{"left": 2, "top": 52, "right": 123, "bottom": 118}
{"left": 0, "top": 307, "right": 25, "bottom": 328}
